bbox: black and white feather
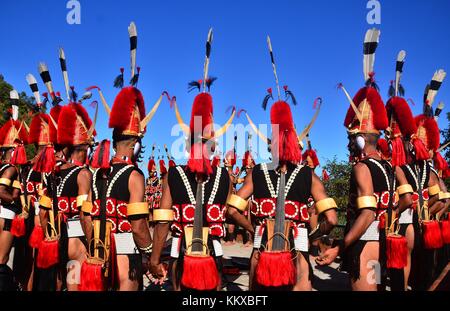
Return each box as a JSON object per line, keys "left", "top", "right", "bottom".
{"left": 59, "top": 47, "right": 71, "bottom": 101}
{"left": 38, "top": 62, "right": 55, "bottom": 99}
{"left": 363, "top": 28, "right": 381, "bottom": 83}
{"left": 128, "top": 22, "right": 138, "bottom": 80}
{"left": 9, "top": 90, "right": 19, "bottom": 121}
{"left": 394, "top": 50, "right": 406, "bottom": 97}
{"left": 425, "top": 69, "right": 446, "bottom": 108}
{"left": 202, "top": 28, "right": 213, "bottom": 92}
{"left": 26, "top": 73, "right": 41, "bottom": 105}
{"left": 435, "top": 101, "right": 445, "bottom": 120}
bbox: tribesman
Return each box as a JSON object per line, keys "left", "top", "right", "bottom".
{"left": 150, "top": 28, "right": 250, "bottom": 291}
{"left": 229, "top": 36, "right": 337, "bottom": 291}
{"left": 382, "top": 50, "right": 427, "bottom": 291}
{"left": 36, "top": 55, "right": 97, "bottom": 291}
{"left": 223, "top": 134, "right": 238, "bottom": 245}
{"left": 11, "top": 75, "right": 60, "bottom": 291}
{"left": 0, "top": 97, "right": 28, "bottom": 291}
{"left": 145, "top": 145, "right": 159, "bottom": 221}
{"left": 81, "top": 21, "right": 163, "bottom": 291}
{"left": 316, "top": 29, "right": 413, "bottom": 291}
{"left": 409, "top": 69, "right": 449, "bottom": 290}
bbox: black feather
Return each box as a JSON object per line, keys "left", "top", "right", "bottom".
{"left": 398, "top": 84, "right": 405, "bottom": 97}
{"left": 206, "top": 76, "right": 217, "bottom": 91}
{"left": 70, "top": 89, "right": 78, "bottom": 102}
{"left": 114, "top": 73, "right": 124, "bottom": 89}
{"left": 130, "top": 73, "right": 139, "bottom": 86}
{"left": 188, "top": 81, "right": 201, "bottom": 92}
{"left": 365, "top": 79, "right": 380, "bottom": 91}
{"left": 388, "top": 84, "right": 395, "bottom": 98}
{"left": 52, "top": 96, "right": 63, "bottom": 107}
{"left": 285, "top": 90, "right": 298, "bottom": 106}
{"left": 262, "top": 93, "right": 273, "bottom": 110}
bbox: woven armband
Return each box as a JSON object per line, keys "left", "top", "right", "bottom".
{"left": 315, "top": 198, "right": 337, "bottom": 214}
{"left": 227, "top": 194, "right": 248, "bottom": 212}
{"left": 0, "top": 178, "right": 11, "bottom": 187}
{"left": 76, "top": 194, "right": 88, "bottom": 208}
{"left": 438, "top": 192, "right": 450, "bottom": 201}
{"left": 153, "top": 209, "right": 174, "bottom": 222}
{"left": 356, "top": 196, "right": 377, "bottom": 209}
{"left": 39, "top": 195, "right": 52, "bottom": 210}
{"left": 127, "top": 202, "right": 149, "bottom": 216}
{"left": 397, "top": 184, "right": 413, "bottom": 196}
{"left": 81, "top": 201, "right": 93, "bottom": 214}
{"left": 12, "top": 180, "right": 21, "bottom": 190}
{"left": 428, "top": 184, "right": 441, "bottom": 196}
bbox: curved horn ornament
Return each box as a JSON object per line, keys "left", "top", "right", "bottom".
{"left": 140, "top": 93, "right": 163, "bottom": 130}
{"left": 298, "top": 98, "right": 322, "bottom": 141}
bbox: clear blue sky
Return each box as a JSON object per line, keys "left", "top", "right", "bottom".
{"left": 1, "top": 0, "right": 449, "bottom": 173}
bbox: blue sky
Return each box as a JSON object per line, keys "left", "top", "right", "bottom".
{"left": 1, "top": 0, "right": 449, "bottom": 173}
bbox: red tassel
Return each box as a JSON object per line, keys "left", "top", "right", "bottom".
{"left": 321, "top": 169, "right": 330, "bottom": 181}
{"left": 187, "top": 142, "right": 213, "bottom": 175}
{"left": 440, "top": 220, "right": 450, "bottom": 244}
{"left": 386, "top": 235, "right": 408, "bottom": 269}
{"left": 168, "top": 159, "right": 176, "bottom": 167}
{"left": 159, "top": 159, "right": 167, "bottom": 175}
{"left": 433, "top": 152, "right": 448, "bottom": 171}
{"left": 412, "top": 138, "right": 429, "bottom": 161}
{"left": 36, "top": 239, "right": 60, "bottom": 269}
{"left": 255, "top": 251, "right": 296, "bottom": 287}
{"left": 11, "top": 144, "right": 27, "bottom": 165}
{"left": 91, "top": 140, "right": 111, "bottom": 169}
{"left": 33, "top": 145, "right": 56, "bottom": 173}
{"left": 422, "top": 221, "right": 443, "bottom": 249}
{"left": 79, "top": 261, "right": 105, "bottom": 291}
{"left": 181, "top": 255, "right": 219, "bottom": 290}
{"left": 378, "top": 213, "right": 386, "bottom": 230}
{"left": 391, "top": 136, "right": 406, "bottom": 167}
{"left": 11, "top": 216, "right": 26, "bottom": 237}
{"left": 211, "top": 155, "right": 220, "bottom": 167}
{"left": 29, "top": 225, "right": 44, "bottom": 249}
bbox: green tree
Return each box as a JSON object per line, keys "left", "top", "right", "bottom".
{"left": 0, "top": 74, "right": 36, "bottom": 158}
{"left": 322, "top": 156, "right": 352, "bottom": 239}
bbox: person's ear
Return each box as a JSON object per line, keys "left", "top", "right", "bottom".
{"left": 356, "top": 135, "right": 366, "bottom": 150}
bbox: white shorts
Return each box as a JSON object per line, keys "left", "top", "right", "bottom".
{"left": 399, "top": 208, "right": 413, "bottom": 225}
{"left": 113, "top": 232, "right": 139, "bottom": 255}
{"left": 0, "top": 205, "right": 16, "bottom": 220}
{"left": 67, "top": 218, "right": 85, "bottom": 238}
{"left": 360, "top": 221, "right": 380, "bottom": 241}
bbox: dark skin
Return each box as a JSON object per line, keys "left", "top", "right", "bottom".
{"left": 428, "top": 170, "right": 447, "bottom": 216}
{"left": 0, "top": 149, "right": 21, "bottom": 265}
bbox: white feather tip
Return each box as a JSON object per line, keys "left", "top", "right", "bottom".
{"left": 38, "top": 62, "right": 48, "bottom": 73}
{"left": 128, "top": 22, "right": 137, "bottom": 37}
{"left": 364, "top": 28, "right": 381, "bottom": 44}
{"left": 26, "top": 74, "right": 37, "bottom": 85}
{"left": 9, "top": 90, "right": 19, "bottom": 100}
{"left": 397, "top": 50, "right": 406, "bottom": 62}
{"left": 434, "top": 69, "right": 447, "bottom": 82}
{"left": 59, "top": 47, "right": 66, "bottom": 59}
